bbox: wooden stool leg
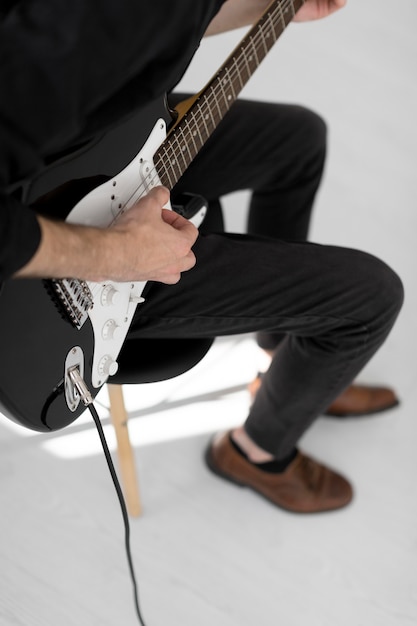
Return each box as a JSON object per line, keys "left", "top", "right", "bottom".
{"left": 107, "top": 384, "right": 142, "bottom": 517}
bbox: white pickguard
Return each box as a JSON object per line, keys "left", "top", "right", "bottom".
{"left": 64, "top": 119, "right": 206, "bottom": 389}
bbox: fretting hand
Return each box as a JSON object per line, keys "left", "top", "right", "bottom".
{"left": 293, "top": 0, "right": 347, "bottom": 22}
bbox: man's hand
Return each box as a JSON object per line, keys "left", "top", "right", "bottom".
{"left": 109, "top": 186, "right": 198, "bottom": 284}
{"left": 293, "top": 0, "right": 346, "bottom": 22}
{"left": 205, "top": 0, "right": 347, "bottom": 36}
{"left": 14, "top": 186, "right": 199, "bottom": 284}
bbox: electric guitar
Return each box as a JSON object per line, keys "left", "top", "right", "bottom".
{"left": 0, "top": 0, "right": 304, "bottom": 432}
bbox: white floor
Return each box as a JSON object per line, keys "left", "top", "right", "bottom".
{"left": 1, "top": 1, "right": 417, "bottom": 625}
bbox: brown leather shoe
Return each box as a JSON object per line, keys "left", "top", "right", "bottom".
{"left": 325, "top": 384, "right": 399, "bottom": 417}
{"left": 248, "top": 374, "right": 399, "bottom": 418}
{"left": 205, "top": 432, "right": 353, "bottom": 513}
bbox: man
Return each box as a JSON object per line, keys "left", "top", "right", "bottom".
{"left": 1, "top": 0, "right": 404, "bottom": 513}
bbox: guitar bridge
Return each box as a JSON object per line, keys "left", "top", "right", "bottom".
{"left": 44, "top": 278, "right": 94, "bottom": 329}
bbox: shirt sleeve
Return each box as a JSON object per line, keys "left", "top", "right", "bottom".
{"left": 0, "top": 0, "right": 224, "bottom": 281}
{"left": 0, "top": 191, "right": 41, "bottom": 280}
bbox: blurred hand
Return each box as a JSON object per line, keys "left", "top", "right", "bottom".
{"left": 293, "top": 0, "right": 347, "bottom": 22}
{"left": 108, "top": 186, "right": 199, "bottom": 284}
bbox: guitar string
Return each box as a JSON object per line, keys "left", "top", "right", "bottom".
{"left": 113, "top": 0, "right": 298, "bottom": 218}
{"left": 154, "top": 0, "right": 298, "bottom": 190}
{"left": 154, "top": 0, "right": 300, "bottom": 173}
{"left": 69, "top": 0, "right": 298, "bottom": 301}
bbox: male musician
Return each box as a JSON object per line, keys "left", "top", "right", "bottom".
{"left": 1, "top": 0, "right": 403, "bottom": 512}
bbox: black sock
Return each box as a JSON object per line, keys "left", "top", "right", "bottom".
{"left": 229, "top": 434, "right": 298, "bottom": 473}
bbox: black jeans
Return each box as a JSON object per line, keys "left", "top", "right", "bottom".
{"left": 173, "top": 95, "right": 327, "bottom": 353}
{"left": 128, "top": 97, "right": 404, "bottom": 459}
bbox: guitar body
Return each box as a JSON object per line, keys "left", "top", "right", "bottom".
{"left": 0, "top": 277, "right": 95, "bottom": 431}
{"left": 0, "top": 0, "right": 303, "bottom": 433}
{"left": 0, "top": 118, "right": 168, "bottom": 432}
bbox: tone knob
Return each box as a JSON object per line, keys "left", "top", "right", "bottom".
{"left": 98, "top": 355, "right": 119, "bottom": 378}
{"left": 101, "top": 284, "right": 121, "bottom": 306}
{"left": 102, "top": 319, "right": 122, "bottom": 341}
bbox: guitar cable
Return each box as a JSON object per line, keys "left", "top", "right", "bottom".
{"left": 68, "top": 367, "right": 148, "bottom": 626}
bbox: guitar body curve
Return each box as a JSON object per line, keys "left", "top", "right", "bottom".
{"left": 0, "top": 0, "right": 302, "bottom": 432}
{"left": 0, "top": 120, "right": 168, "bottom": 432}
{"left": 0, "top": 278, "right": 95, "bottom": 431}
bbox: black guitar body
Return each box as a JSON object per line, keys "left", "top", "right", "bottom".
{"left": 0, "top": 278, "right": 95, "bottom": 431}
{"left": 0, "top": 97, "right": 169, "bottom": 432}
{"left": 0, "top": 0, "right": 303, "bottom": 432}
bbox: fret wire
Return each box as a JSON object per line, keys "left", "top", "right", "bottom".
{"left": 172, "top": 133, "right": 189, "bottom": 172}
{"left": 214, "top": 78, "right": 224, "bottom": 120}
{"left": 267, "top": 12, "right": 278, "bottom": 44}
{"left": 190, "top": 123, "right": 200, "bottom": 156}
{"left": 157, "top": 167, "right": 170, "bottom": 189}
{"left": 191, "top": 109, "right": 205, "bottom": 149}
{"left": 206, "top": 94, "right": 217, "bottom": 130}
{"left": 260, "top": 22, "right": 269, "bottom": 55}
{"left": 240, "top": 43, "right": 251, "bottom": 85}
{"left": 218, "top": 69, "right": 229, "bottom": 112}
{"left": 278, "top": 2, "right": 286, "bottom": 29}
{"left": 159, "top": 146, "right": 175, "bottom": 188}
{"left": 206, "top": 0, "right": 300, "bottom": 109}
{"left": 185, "top": 109, "right": 205, "bottom": 157}
{"left": 232, "top": 56, "right": 245, "bottom": 91}
{"left": 178, "top": 125, "right": 193, "bottom": 164}
{"left": 182, "top": 121, "right": 199, "bottom": 159}
{"left": 216, "top": 69, "right": 229, "bottom": 119}
{"left": 156, "top": 8, "right": 279, "bottom": 179}
{"left": 196, "top": 100, "right": 210, "bottom": 142}
{"left": 225, "top": 66, "right": 236, "bottom": 102}
{"left": 116, "top": 2, "right": 301, "bottom": 209}
{"left": 185, "top": 1, "right": 296, "bottom": 139}
{"left": 164, "top": 141, "right": 181, "bottom": 182}
{"left": 153, "top": 0, "right": 301, "bottom": 187}
{"left": 250, "top": 35, "right": 260, "bottom": 69}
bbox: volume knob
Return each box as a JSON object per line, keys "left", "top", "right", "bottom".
{"left": 98, "top": 355, "right": 119, "bottom": 378}
{"left": 102, "top": 319, "right": 122, "bottom": 341}
{"left": 101, "top": 284, "right": 121, "bottom": 307}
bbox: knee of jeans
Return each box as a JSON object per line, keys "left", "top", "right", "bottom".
{"left": 294, "top": 106, "right": 327, "bottom": 156}
{"left": 362, "top": 253, "right": 404, "bottom": 324}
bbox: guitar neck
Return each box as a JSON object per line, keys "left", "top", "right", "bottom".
{"left": 154, "top": 0, "right": 304, "bottom": 189}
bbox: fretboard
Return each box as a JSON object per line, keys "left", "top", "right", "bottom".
{"left": 154, "top": 0, "right": 304, "bottom": 190}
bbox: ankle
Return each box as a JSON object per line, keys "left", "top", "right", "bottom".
{"left": 231, "top": 426, "right": 275, "bottom": 463}
{"left": 229, "top": 429, "right": 298, "bottom": 473}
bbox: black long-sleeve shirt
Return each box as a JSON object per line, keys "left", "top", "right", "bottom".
{"left": 0, "top": 0, "right": 224, "bottom": 280}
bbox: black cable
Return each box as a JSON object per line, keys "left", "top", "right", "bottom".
{"left": 88, "top": 402, "right": 148, "bottom": 626}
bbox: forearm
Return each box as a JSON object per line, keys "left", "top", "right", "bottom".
{"left": 13, "top": 187, "right": 198, "bottom": 285}
{"left": 205, "top": 0, "right": 347, "bottom": 36}
{"left": 13, "top": 215, "right": 117, "bottom": 282}
{"left": 205, "top": 0, "right": 271, "bottom": 35}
